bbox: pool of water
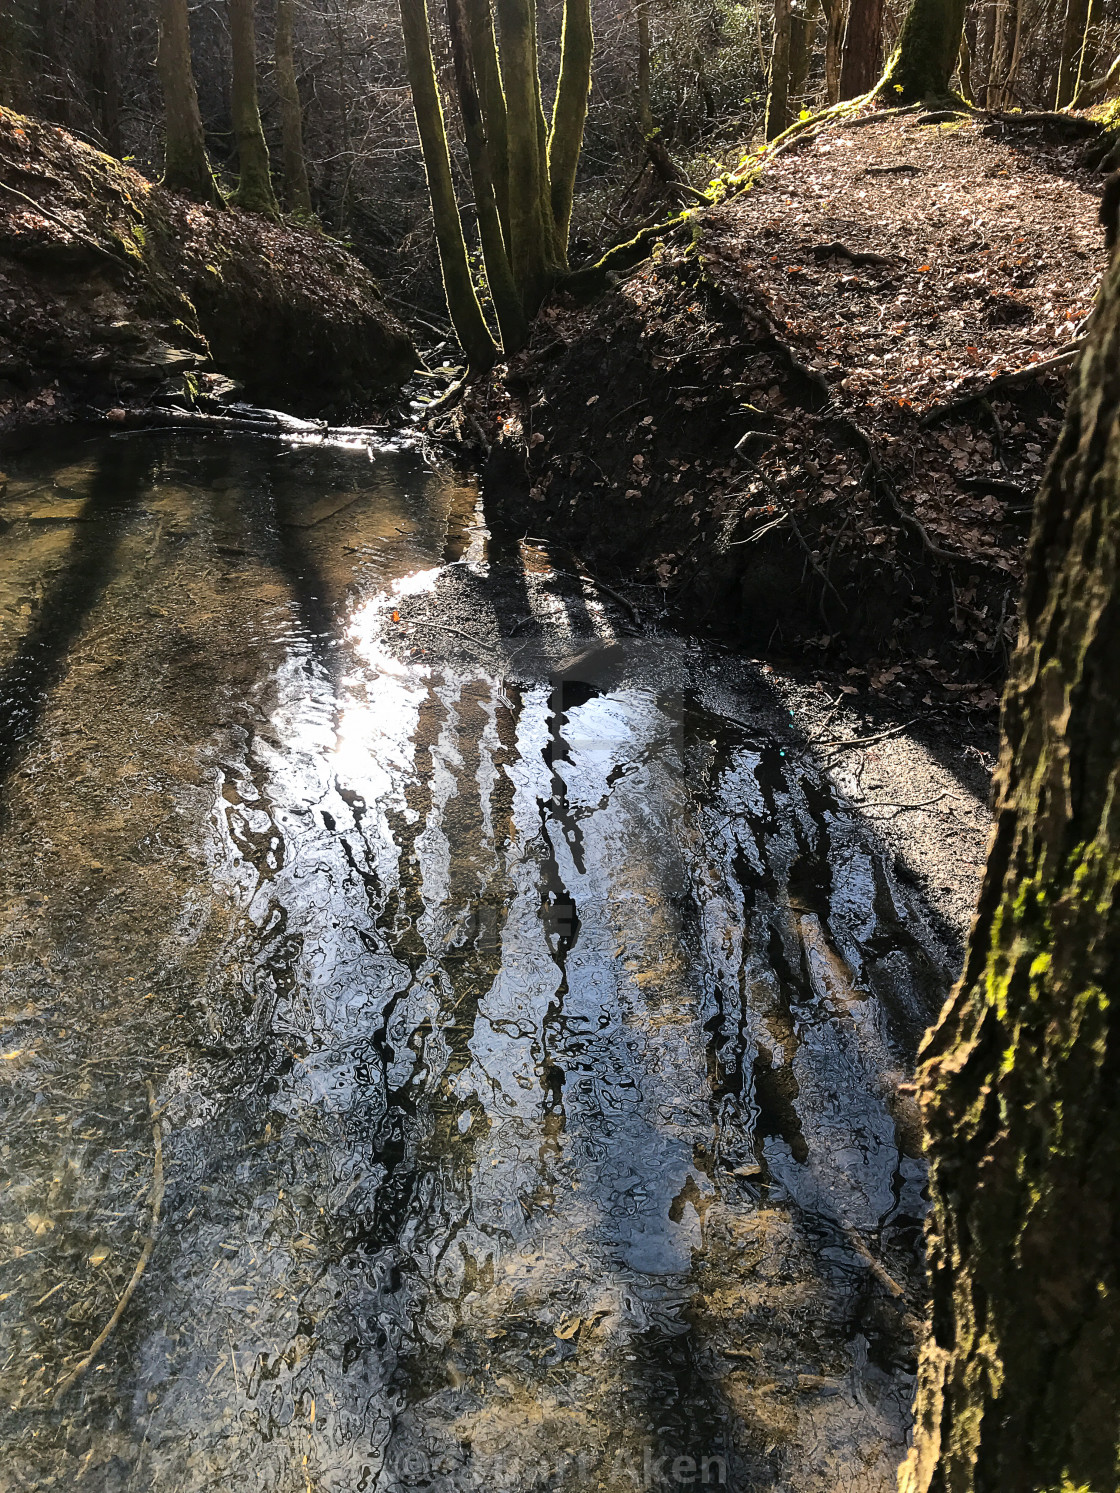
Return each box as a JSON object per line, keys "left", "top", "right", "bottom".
{"left": 0, "top": 427, "right": 948, "bottom": 1492}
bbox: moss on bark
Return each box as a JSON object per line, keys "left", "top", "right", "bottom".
{"left": 399, "top": 0, "right": 497, "bottom": 372}
{"left": 157, "top": 0, "right": 224, "bottom": 206}
{"left": 229, "top": 0, "right": 278, "bottom": 216}
{"left": 275, "top": 0, "right": 313, "bottom": 216}
{"left": 877, "top": 0, "right": 967, "bottom": 102}
{"left": 900, "top": 246, "right": 1120, "bottom": 1493}
{"left": 547, "top": 0, "right": 593, "bottom": 254}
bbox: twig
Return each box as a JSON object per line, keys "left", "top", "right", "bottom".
{"left": 727, "top": 511, "right": 789, "bottom": 546}
{"left": 820, "top": 718, "right": 919, "bottom": 753}
{"left": 53, "top": 1081, "right": 165, "bottom": 1405}
{"left": 405, "top": 619, "right": 491, "bottom": 649}
{"left": 856, "top": 791, "right": 948, "bottom": 813}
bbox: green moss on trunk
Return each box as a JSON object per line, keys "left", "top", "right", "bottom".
{"left": 157, "top": 0, "right": 224, "bottom": 207}
{"left": 229, "top": 0, "right": 278, "bottom": 216}
{"left": 547, "top": 0, "right": 593, "bottom": 254}
{"left": 399, "top": 0, "right": 497, "bottom": 372}
{"left": 877, "top": 0, "right": 966, "bottom": 102}
{"left": 275, "top": 0, "right": 313, "bottom": 216}
{"left": 900, "top": 247, "right": 1120, "bottom": 1493}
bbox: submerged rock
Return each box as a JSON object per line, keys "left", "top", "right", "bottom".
{"left": 0, "top": 107, "right": 416, "bottom": 427}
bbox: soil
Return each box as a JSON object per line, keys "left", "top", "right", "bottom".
{"left": 463, "top": 106, "right": 1108, "bottom": 724}
{"left": 0, "top": 108, "right": 415, "bottom": 429}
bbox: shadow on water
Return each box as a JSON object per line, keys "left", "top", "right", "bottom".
{"left": 0, "top": 439, "right": 151, "bottom": 792}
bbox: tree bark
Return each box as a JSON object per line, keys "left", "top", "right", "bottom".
{"left": 275, "top": 0, "right": 312, "bottom": 214}
{"left": 547, "top": 0, "right": 592, "bottom": 255}
{"left": 0, "top": 0, "right": 28, "bottom": 110}
{"left": 899, "top": 236, "right": 1120, "bottom": 1493}
{"left": 1056, "top": 0, "right": 1091, "bottom": 105}
{"left": 464, "top": 0, "right": 510, "bottom": 247}
{"left": 229, "top": 0, "right": 278, "bottom": 215}
{"left": 766, "top": 0, "right": 793, "bottom": 138}
{"left": 877, "top": 0, "right": 967, "bottom": 101}
{"left": 495, "top": 0, "right": 554, "bottom": 314}
{"left": 91, "top": 0, "right": 122, "bottom": 155}
{"left": 822, "top": 0, "right": 847, "bottom": 102}
{"left": 445, "top": 0, "right": 527, "bottom": 352}
{"left": 635, "top": 0, "right": 654, "bottom": 136}
{"left": 839, "top": 0, "right": 884, "bottom": 97}
{"left": 399, "top": 0, "right": 497, "bottom": 371}
{"left": 790, "top": 0, "right": 821, "bottom": 102}
{"left": 157, "top": 0, "right": 225, "bottom": 207}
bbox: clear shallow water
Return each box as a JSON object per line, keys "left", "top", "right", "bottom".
{"left": 0, "top": 430, "right": 948, "bottom": 1492}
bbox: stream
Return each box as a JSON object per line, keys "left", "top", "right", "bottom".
{"left": 0, "top": 426, "right": 951, "bottom": 1492}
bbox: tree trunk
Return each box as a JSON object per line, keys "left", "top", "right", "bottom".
{"left": 957, "top": 25, "right": 974, "bottom": 102}
{"left": 275, "top": 0, "right": 312, "bottom": 214}
{"left": 229, "top": 0, "right": 278, "bottom": 215}
{"left": 91, "top": 0, "right": 122, "bottom": 155}
{"left": 0, "top": 0, "right": 28, "bottom": 110}
{"left": 635, "top": 0, "right": 654, "bottom": 136}
{"left": 766, "top": 0, "right": 793, "bottom": 139}
{"left": 1073, "top": 0, "right": 1103, "bottom": 102}
{"left": 495, "top": 0, "right": 554, "bottom": 314}
{"left": 789, "top": 0, "right": 820, "bottom": 104}
{"left": 985, "top": 0, "right": 1014, "bottom": 108}
{"left": 547, "top": 0, "right": 592, "bottom": 255}
{"left": 839, "top": 0, "right": 884, "bottom": 97}
{"left": 877, "top": 0, "right": 967, "bottom": 101}
{"left": 398, "top": 0, "right": 497, "bottom": 371}
{"left": 1056, "top": 0, "right": 1091, "bottom": 105}
{"left": 899, "top": 236, "right": 1120, "bottom": 1493}
{"left": 464, "top": 0, "right": 510, "bottom": 246}
{"left": 822, "top": 0, "right": 847, "bottom": 102}
{"left": 157, "top": 0, "right": 224, "bottom": 207}
{"left": 445, "top": 0, "right": 527, "bottom": 352}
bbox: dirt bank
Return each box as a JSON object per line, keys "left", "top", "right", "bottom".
{"left": 468, "top": 108, "right": 1106, "bottom": 720}
{"left": 0, "top": 108, "right": 415, "bottom": 429}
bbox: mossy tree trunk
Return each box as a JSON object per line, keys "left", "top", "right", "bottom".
{"left": 495, "top": 0, "right": 554, "bottom": 312}
{"left": 275, "top": 0, "right": 312, "bottom": 214}
{"left": 1055, "top": 0, "right": 1090, "bottom": 105}
{"left": 229, "top": 0, "right": 278, "bottom": 215}
{"left": 399, "top": 0, "right": 497, "bottom": 372}
{"left": 766, "top": 0, "right": 793, "bottom": 138}
{"left": 465, "top": 0, "right": 510, "bottom": 245}
{"left": 876, "top": 0, "right": 967, "bottom": 101}
{"left": 839, "top": 0, "right": 884, "bottom": 96}
{"left": 157, "top": 0, "right": 224, "bottom": 207}
{"left": 445, "top": 0, "right": 527, "bottom": 351}
{"left": 899, "top": 239, "right": 1120, "bottom": 1493}
{"left": 547, "top": 0, "right": 592, "bottom": 253}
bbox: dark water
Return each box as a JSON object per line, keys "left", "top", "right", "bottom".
{"left": 0, "top": 429, "right": 948, "bottom": 1492}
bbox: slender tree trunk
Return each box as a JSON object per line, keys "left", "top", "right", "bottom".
{"left": 445, "top": 0, "right": 527, "bottom": 351}
{"left": 899, "top": 238, "right": 1120, "bottom": 1493}
{"left": 985, "top": 0, "right": 1014, "bottom": 107}
{"left": 464, "top": 0, "right": 510, "bottom": 246}
{"left": 635, "top": 0, "right": 654, "bottom": 135}
{"left": 495, "top": 0, "right": 553, "bottom": 314}
{"left": 789, "top": 0, "right": 820, "bottom": 103}
{"left": 822, "top": 0, "right": 847, "bottom": 101}
{"left": 839, "top": 0, "right": 884, "bottom": 97}
{"left": 0, "top": 0, "right": 28, "bottom": 110}
{"left": 275, "top": 0, "right": 312, "bottom": 214}
{"left": 36, "top": 0, "right": 69, "bottom": 123}
{"left": 1071, "top": 47, "right": 1120, "bottom": 107}
{"left": 1056, "top": 0, "right": 1091, "bottom": 104}
{"left": 877, "top": 0, "right": 967, "bottom": 101}
{"left": 958, "top": 25, "right": 974, "bottom": 101}
{"left": 548, "top": 0, "right": 592, "bottom": 256}
{"left": 229, "top": 0, "right": 278, "bottom": 215}
{"left": 1073, "top": 0, "right": 1103, "bottom": 101}
{"left": 91, "top": 0, "right": 122, "bottom": 155}
{"left": 398, "top": 0, "right": 496, "bottom": 371}
{"left": 157, "top": 0, "right": 225, "bottom": 206}
{"left": 766, "top": 0, "right": 793, "bottom": 138}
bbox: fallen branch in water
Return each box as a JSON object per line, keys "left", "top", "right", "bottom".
{"left": 53, "top": 1081, "right": 165, "bottom": 1406}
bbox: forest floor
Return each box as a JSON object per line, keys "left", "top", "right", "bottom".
{"left": 466, "top": 106, "right": 1107, "bottom": 726}
{"left": 0, "top": 107, "right": 414, "bottom": 428}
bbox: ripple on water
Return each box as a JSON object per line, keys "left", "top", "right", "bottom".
{"left": 0, "top": 430, "right": 947, "bottom": 1492}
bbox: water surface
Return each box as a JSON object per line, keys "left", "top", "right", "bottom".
{"left": 0, "top": 429, "right": 947, "bottom": 1492}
